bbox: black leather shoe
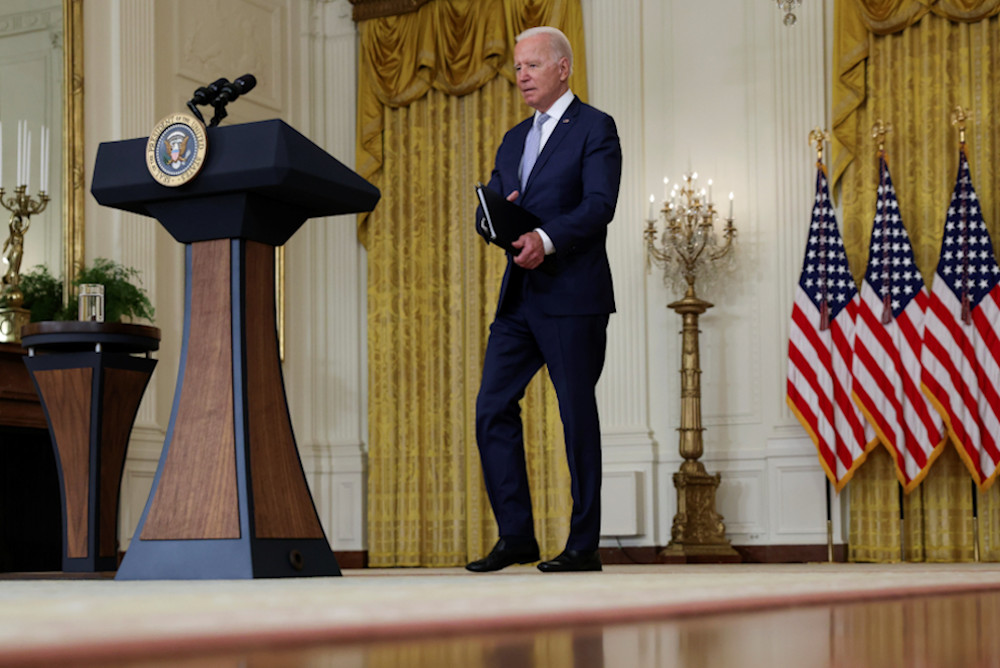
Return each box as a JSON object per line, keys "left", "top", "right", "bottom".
{"left": 466, "top": 538, "right": 540, "bottom": 572}
{"left": 537, "top": 550, "right": 602, "bottom": 573}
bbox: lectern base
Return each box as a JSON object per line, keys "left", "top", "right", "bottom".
{"left": 116, "top": 537, "right": 341, "bottom": 580}
{"left": 117, "top": 240, "right": 340, "bottom": 580}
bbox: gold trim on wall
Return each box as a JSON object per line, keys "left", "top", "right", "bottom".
{"left": 62, "top": 0, "right": 84, "bottom": 302}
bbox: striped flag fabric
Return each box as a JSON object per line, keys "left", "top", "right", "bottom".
{"left": 787, "top": 163, "right": 875, "bottom": 491}
{"left": 851, "top": 154, "right": 945, "bottom": 492}
{"left": 920, "top": 147, "right": 1000, "bottom": 489}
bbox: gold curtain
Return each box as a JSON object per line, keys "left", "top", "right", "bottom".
{"left": 831, "top": 0, "right": 1000, "bottom": 190}
{"left": 359, "top": 0, "right": 589, "bottom": 567}
{"left": 833, "top": 0, "right": 1000, "bottom": 561}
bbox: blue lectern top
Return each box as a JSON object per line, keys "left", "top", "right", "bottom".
{"left": 91, "top": 119, "right": 381, "bottom": 246}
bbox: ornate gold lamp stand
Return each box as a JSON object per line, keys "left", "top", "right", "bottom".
{"left": 645, "top": 172, "right": 740, "bottom": 562}
{"left": 0, "top": 185, "right": 49, "bottom": 343}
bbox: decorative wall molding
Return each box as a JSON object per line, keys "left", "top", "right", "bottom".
{"left": 118, "top": 0, "right": 158, "bottom": 430}
{"left": 0, "top": 8, "right": 60, "bottom": 38}
{"left": 286, "top": 0, "right": 368, "bottom": 551}
{"left": 601, "top": 470, "right": 644, "bottom": 537}
{"left": 582, "top": 0, "right": 653, "bottom": 446}
{"left": 172, "top": 0, "right": 283, "bottom": 113}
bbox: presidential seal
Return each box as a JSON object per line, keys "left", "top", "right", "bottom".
{"left": 146, "top": 113, "right": 207, "bottom": 186}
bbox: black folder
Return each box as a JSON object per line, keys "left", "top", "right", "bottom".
{"left": 475, "top": 183, "right": 556, "bottom": 275}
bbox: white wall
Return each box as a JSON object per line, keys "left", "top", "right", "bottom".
{"left": 82, "top": 0, "right": 842, "bottom": 557}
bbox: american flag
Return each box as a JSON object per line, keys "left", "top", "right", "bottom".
{"left": 920, "top": 147, "right": 1000, "bottom": 490}
{"left": 787, "top": 164, "right": 875, "bottom": 491}
{"left": 852, "top": 154, "right": 945, "bottom": 492}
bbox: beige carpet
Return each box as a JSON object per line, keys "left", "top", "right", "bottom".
{"left": 2, "top": 563, "right": 1000, "bottom": 666}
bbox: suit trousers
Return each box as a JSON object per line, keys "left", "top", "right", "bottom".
{"left": 475, "top": 279, "right": 609, "bottom": 552}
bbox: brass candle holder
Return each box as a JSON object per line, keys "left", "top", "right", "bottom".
{"left": 645, "top": 171, "right": 740, "bottom": 561}
{"left": 0, "top": 185, "right": 49, "bottom": 343}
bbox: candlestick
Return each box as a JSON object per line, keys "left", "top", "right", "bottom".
{"left": 641, "top": 168, "right": 739, "bottom": 563}
{"left": 0, "top": 175, "right": 51, "bottom": 311}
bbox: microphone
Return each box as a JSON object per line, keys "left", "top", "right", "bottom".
{"left": 211, "top": 74, "right": 257, "bottom": 107}
{"left": 190, "top": 78, "right": 230, "bottom": 106}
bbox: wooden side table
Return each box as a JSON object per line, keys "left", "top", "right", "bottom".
{"left": 0, "top": 342, "right": 58, "bottom": 572}
{"left": 22, "top": 322, "right": 159, "bottom": 572}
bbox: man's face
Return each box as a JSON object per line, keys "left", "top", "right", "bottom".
{"left": 513, "top": 34, "right": 569, "bottom": 112}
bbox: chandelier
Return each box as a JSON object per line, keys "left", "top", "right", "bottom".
{"left": 775, "top": 0, "right": 801, "bottom": 26}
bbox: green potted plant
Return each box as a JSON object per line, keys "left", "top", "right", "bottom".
{"left": 15, "top": 258, "right": 155, "bottom": 324}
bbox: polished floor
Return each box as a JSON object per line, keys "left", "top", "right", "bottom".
{"left": 27, "top": 589, "right": 1000, "bottom": 668}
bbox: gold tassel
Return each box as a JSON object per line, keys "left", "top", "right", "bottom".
{"left": 881, "top": 293, "right": 893, "bottom": 325}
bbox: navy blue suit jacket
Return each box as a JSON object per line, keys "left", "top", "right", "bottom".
{"left": 484, "top": 96, "right": 622, "bottom": 316}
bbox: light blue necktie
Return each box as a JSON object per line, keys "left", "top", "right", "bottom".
{"left": 520, "top": 112, "right": 550, "bottom": 191}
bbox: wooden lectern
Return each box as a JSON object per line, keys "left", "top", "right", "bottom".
{"left": 91, "top": 120, "right": 380, "bottom": 579}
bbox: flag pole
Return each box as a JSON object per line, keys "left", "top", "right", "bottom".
{"left": 826, "top": 478, "right": 833, "bottom": 563}
{"left": 972, "top": 479, "right": 980, "bottom": 563}
{"left": 953, "top": 105, "right": 980, "bottom": 564}
{"left": 897, "top": 482, "right": 905, "bottom": 562}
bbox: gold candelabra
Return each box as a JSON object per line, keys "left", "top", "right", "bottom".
{"left": 644, "top": 171, "right": 740, "bottom": 562}
{"left": 0, "top": 185, "right": 49, "bottom": 342}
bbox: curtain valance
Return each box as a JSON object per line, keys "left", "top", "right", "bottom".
{"left": 832, "top": 0, "right": 1000, "bottom": 190}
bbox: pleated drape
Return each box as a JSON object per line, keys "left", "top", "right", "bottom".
{"left": 359, "top": 0, "right": 588, "bottom": 566}
{"left": 832, "top": 1, "right": 1000, "bottom": 561}
{"left": 832, "top": 0, "right": 1000, "bottom": 190}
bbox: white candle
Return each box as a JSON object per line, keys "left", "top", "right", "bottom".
{"left": 728, "top": 192, "right": 734, "bottom": 219}
{"left": 40, "top": 126, "right": 48, "bottom": 192}
{"left": 663, "top": 176, "right": 669, "bottom": 201}
{"left": 25, "top": 129, "right": 31, "bottom": 192}
{"left": 648, "top": 194, "right": 656, "bottom": 221}
{"left": 39, "top": 127, "right": 44, "bottom": 192}
{"left": 0, "top": 121, "right": 3, "bottom": 188}
{"left": 707, "top": 179, "right": 713, "bottom": 204}
{"left": 16, "top": 121, "right": 23, "bottom": 186}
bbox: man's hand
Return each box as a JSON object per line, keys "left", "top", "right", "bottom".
{"left": 512, "top": 231, "right": 545, "bottom": 270}
{"left": 506, "top": 190, "right": 519, "bottom": 202}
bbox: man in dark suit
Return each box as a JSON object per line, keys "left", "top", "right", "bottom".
{"left": 467, "top": 26, "right": 622, "bottom": 573}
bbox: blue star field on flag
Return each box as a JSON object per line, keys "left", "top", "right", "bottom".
{"left": 863, "top": 155, "right": 925, "bottom": 319}
{"left": 800, "top": 168, "right": 856, "bottom": 324}
{"left": 937, "top": 149, "right": 1000, "bottom": 311}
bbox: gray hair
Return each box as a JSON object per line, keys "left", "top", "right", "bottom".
{"left": 516, "top": 26, "right": 574, "bottom": 76}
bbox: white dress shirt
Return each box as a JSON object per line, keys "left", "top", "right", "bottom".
{"left": 528, "top": 89, "right": 575, "bottom": 255}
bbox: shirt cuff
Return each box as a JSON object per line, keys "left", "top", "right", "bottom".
{"left": 535, "top": 228, "right": 555, "bottom": 255}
